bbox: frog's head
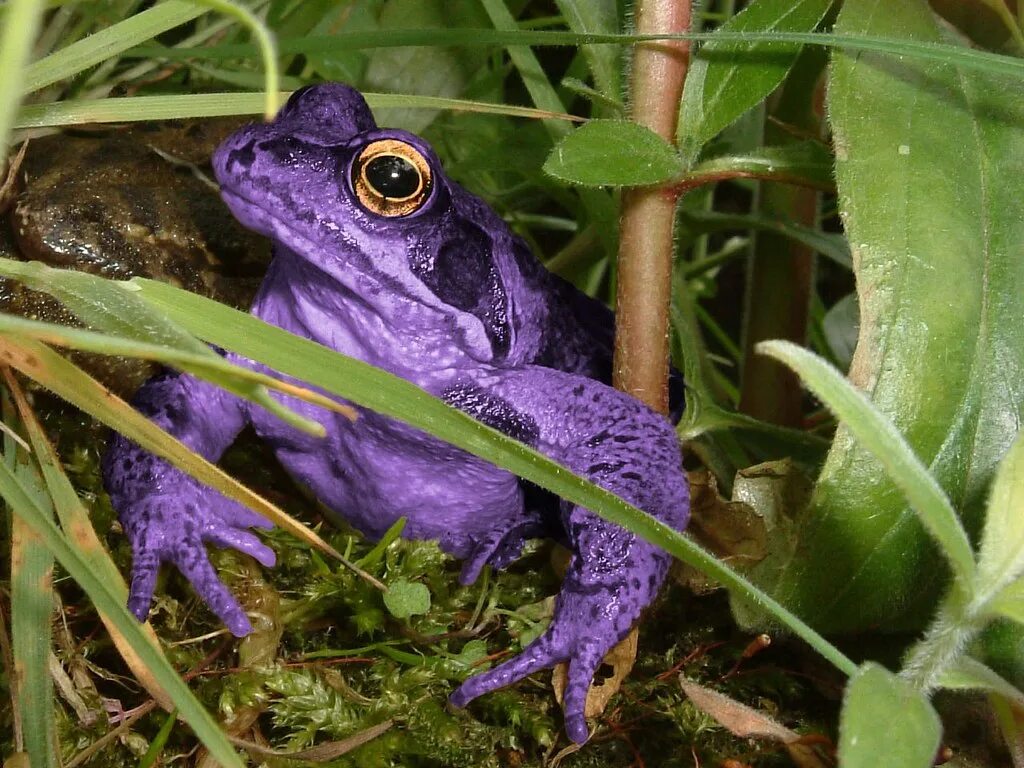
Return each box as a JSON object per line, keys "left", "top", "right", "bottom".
{"left": 213, "top": 83, "right": 533, "bottom": 363}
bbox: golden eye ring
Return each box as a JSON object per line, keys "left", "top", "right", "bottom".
{"left": 352, "top": 139, "right": 433, "bottom": 217}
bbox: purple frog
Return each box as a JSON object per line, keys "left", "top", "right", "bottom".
{"left": 102, "top": 84, "right": 690, "bottom": 743}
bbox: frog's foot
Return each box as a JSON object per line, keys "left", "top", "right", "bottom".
{"left": 122, "top": 485, "right": 275, "bottom": 637}
{"left": 450, "top": 580, "right": 644, "bottom": 744}
{"left": 459, "top": 514, "right": 550, "bottom": 586}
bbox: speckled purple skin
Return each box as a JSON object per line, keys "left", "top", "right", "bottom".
{"left": 102, "top": 84, "right": 689, "bottom": 744}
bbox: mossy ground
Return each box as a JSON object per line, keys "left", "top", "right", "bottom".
{"left": 0, "top": 399, "right": 843, "bottom": 767}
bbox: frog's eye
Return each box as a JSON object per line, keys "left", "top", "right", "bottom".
{"left": 352, "top": 139, "right": 433, "bottom": 217}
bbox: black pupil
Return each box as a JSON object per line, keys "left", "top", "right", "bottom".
{"left": 365, "top": 154, "right": 420, "bottom": 199}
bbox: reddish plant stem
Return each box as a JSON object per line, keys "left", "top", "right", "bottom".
{"left": 739, "top": 62, "right": 828, "bottom": 427}
{"left": 613, "top": 0, "right": 692, "bottom": 414}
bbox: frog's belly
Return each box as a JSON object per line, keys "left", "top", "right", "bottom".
{"left": 248, "top": 405, "right": 523, "bottom": 557}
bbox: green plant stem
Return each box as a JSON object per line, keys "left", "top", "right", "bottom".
{"left": 901, "top": 593, "right": 986, "bottom": 692}
{"left": 192, "top": 0, "right": 280, "bottom": 118}
{"left": 613, "top": 0, "right": 692, "bottom": 413}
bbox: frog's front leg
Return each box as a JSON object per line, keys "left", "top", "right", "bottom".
{"left": 459, "top": 508, "right": 553, "bottom": 585}
{"left": 101, "top": 369, "right": 274, "bottom": 636}
{"left": 445, "top": 370, "right": 689, "bottom": 743}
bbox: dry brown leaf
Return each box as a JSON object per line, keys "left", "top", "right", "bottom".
{"left": 228, "top": 719, "right": 393, "bottom": 762}
{"left": 680, "top": 677, "right": 832, "bottom": 768}
{"left": 676, "top": 469, "right": 768, "bottom": 594}
{"left": 552, "top": 625, "right": 638, "bottom": 720}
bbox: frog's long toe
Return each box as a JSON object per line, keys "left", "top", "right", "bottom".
{"left": 126, "top": 548, "right": 161, "bottom": 622}
{"left": 450, "top": 631, "right": 565, "bottom": 708}
{"left": 172, "top": 541, "right": 254, "bottom": 636}
{"left": 449, "top": 625, "right": 607, "bottom": 744}
{"left": 459, "top": 515, "right": 546, "bottom": 585}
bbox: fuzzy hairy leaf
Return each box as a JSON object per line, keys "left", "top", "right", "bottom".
{"left": 838, "top": 663, "right": 940, "bottom": 768}
{"left": 745, "top": 0, "right": 1024, "bottom": 632}
{"left": 544, "top": 120, "right": 683, "bottom": 186}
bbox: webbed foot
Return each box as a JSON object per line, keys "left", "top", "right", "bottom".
{"left": 117, "top": 473, "right": 275, "bottom": 636}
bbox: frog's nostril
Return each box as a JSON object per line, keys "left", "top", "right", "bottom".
{"left": 225, "top": 142, "right": 257, "bottom": 173}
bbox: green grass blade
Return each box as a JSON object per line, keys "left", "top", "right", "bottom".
{"left": 684, "top": 141, "right": 835, "bottom": 191}
{"left": 14, "top": 92, "right": 579, "bottom": 129}
{"left": 0, "top": 308, "right": 355, "bottom": 430}
{"left": 939, "top": 656, "right": 1024, "bottom": 707}
{"left": 134, "top": 278, "right": 857, "bottom": 676}
{"left": 22, "top": 0, "right": 207, "bottom": 94}
{"left": 757, "top": 340, "right": 976, "bottom": 585}
{"left": 680, "top": 210, "right": 852, "bottom": 270}
{"left": 479, "top": 0, "right": 570, "bottom": 141}
{"left": 138, "top": 708, "right": 179, "bottom": 768}
{"left": 0, "top": 460, "right": 245, "bottom": 768}
{"left": 0, "top": 258, "right": 325, "bottom": 436}
{"left": 5, "top": 370, "right": 174, "bottom": 709}
{"left": 0, "top": 0, "right": 47, "bottom": 156}
{"left": 121, "top": 29, "right": 1024, "bottom": 81}
{"left": 0, "top": 336, "right": 352, "bottom": 572}
{"left": 10, "top": 494, "right": 58, "bottom": 768}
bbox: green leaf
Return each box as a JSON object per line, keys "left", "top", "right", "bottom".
{"left": 759, "top": 341, "right": 976, "bottom": 586}
{"left": 975, "top": 433, "right": 1024, "bottom": 603}
{"left": 678, "top": 0, "right": 834, "bottom": 162}
{"left": 822, "top": 294, "right": 859, "bottom": 371}
{"left": 749, "top": 0, "right": 1024, "bottom": 632}
{"left": 989, "top": 579, "right": 1024, "bottom": 625}
{"left": 360, "top": 0, "right": 488, "bottom": 133}
{"left": 838, "top": 663, "right": 940, "bottom": 768}
{"left": 543, "top": 119, "right": 683, "bottom": 186}
{"left": 383, "top": 579, "right": 431, "bottom": 619}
